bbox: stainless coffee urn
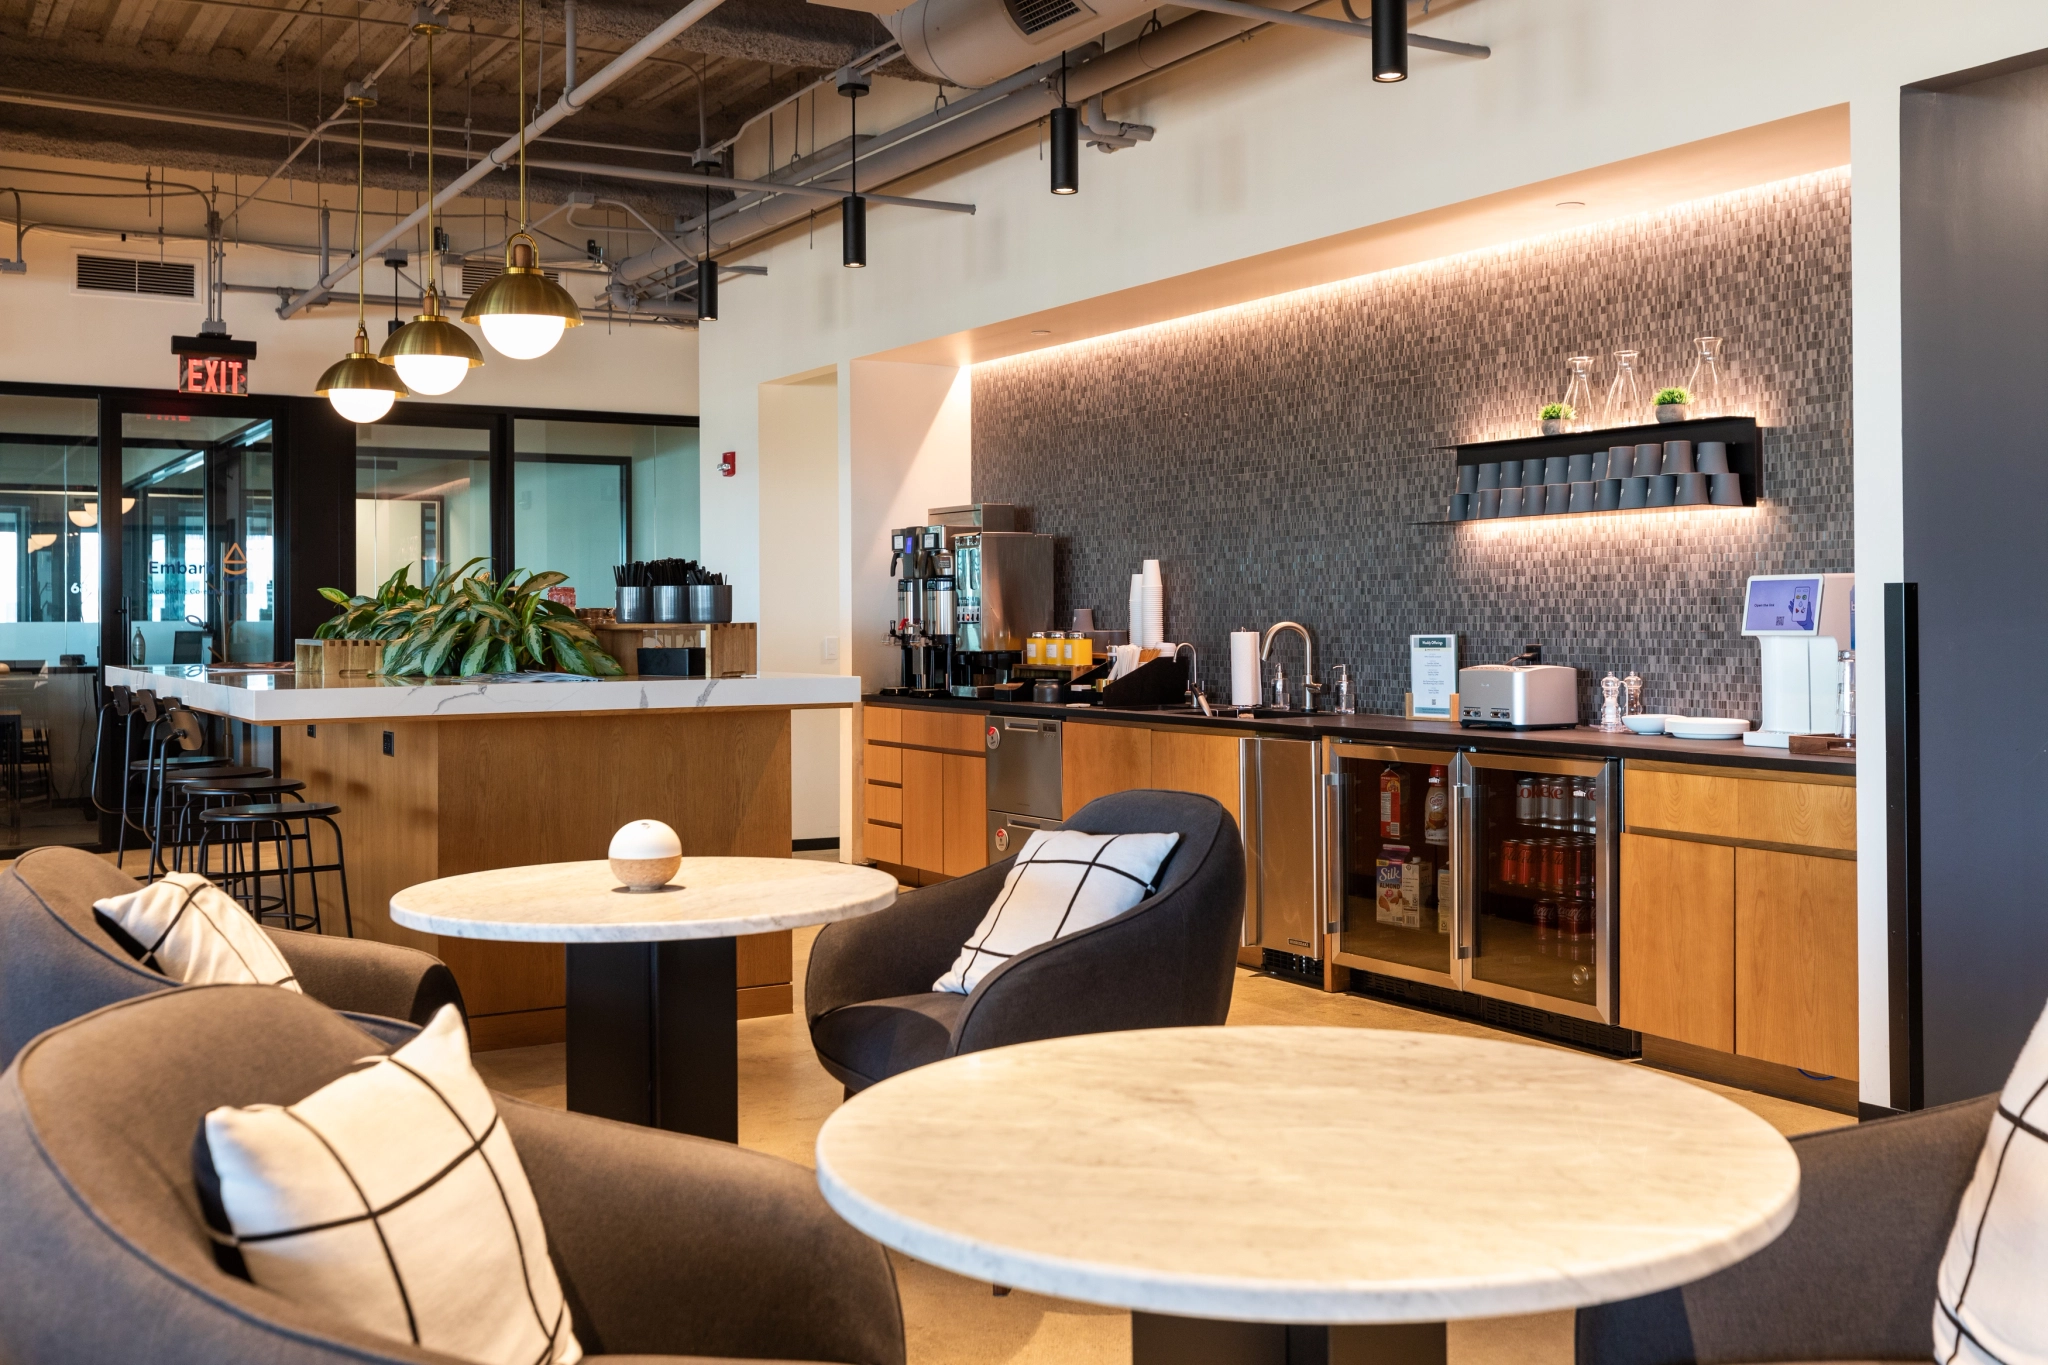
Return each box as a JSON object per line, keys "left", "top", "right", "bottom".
{"left": 883, "top": 505, "right": 1053, "bottom": 698}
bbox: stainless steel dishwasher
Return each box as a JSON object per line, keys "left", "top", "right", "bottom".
{"left": 985, "top": 716, "right": 1063, "bottom": 862}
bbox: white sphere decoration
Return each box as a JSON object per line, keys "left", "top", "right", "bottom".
{"left": 609, "top": 819, "right": 682, "bottom": 892}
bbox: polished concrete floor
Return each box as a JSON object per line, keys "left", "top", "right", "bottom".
{"left": 475, "top": 921, "right": 1848, "bottom": 1365}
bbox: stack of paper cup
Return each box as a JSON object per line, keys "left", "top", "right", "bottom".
{"left": 1128, "top": 574, "right": 1145, "bottom": 646}
{"left": 1141, "top": 560, "right": 1164, "bottom": 648}
{"left": 1230, "top": 631, "right": 1261, "bottom": 707}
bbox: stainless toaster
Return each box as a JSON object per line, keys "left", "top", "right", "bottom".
{"left": 1458, "top": 664, "right": 1579, "bottom": 730}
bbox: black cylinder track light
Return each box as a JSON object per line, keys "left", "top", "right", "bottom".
{"left": 1371, "top": 0, "right": 1407, "bottom": 81}
{"left": 697, "top": 257, "right": 719, "bottom": 320}
{"left": 1050, "top": 53, "right": 1079, "bottom": 194}
{"left": 842, "top": 194, "right": 867, "bottom": 268}
{"left": 839, "top": 65, "right": 870, "bottom": 268}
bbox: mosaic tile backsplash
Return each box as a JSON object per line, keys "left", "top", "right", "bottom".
{"left": 972, "top": 169, "right": 1854, "bottom": 720}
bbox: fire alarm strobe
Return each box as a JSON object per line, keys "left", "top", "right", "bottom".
{"left": 718, "top": 450, "right": 737, "bottom": 478}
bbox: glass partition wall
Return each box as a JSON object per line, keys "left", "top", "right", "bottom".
{"left": 512, "top": 418, "right": 699, "bottom": 610}
{"left": 354, "top": 421, "right": 495, "bottom": 594}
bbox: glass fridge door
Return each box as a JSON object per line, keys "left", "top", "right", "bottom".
{"left": 1460, "top": 753, "right": 1617, "bottom": 1023}
{"left": 1324, "top": 740, "right": 1461, "bottom": 987}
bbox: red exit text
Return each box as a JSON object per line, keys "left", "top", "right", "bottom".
{"left": 180, "top": 356, "right": 250, "bottom": 396}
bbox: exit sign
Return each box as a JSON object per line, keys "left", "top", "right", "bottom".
{"left": 171, "top": 335, "right": 256, "bottom": 396}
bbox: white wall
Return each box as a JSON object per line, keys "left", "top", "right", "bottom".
{"left": 698, "top": 0, "right": 2048, "bottom": 1108}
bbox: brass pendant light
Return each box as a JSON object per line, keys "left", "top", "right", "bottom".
{"left": 316, "top": 86, "right": 409, "bottom": 423}
{"left": 461, "top": 0, "right": 582, "bottom": 359}
{"left": 380, "top": 7, "right": 483, "bottom": 394}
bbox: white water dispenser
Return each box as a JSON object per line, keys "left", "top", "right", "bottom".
{"left": 1740, "top": 573, "right": 1853, "bottom": 748}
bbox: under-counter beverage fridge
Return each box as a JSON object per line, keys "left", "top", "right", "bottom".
{"left": 1324, "top": 743, "right": 1619, "bottom": 1025}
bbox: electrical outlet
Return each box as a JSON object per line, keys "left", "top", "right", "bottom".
{"left": 821, "top": 636, "right": 839, "bottom": 663}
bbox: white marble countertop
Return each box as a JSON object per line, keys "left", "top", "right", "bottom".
{"left": 390, "top": 857, "right": 898, "bottom": 942}
{"left": 107, "top": 665, "right": 859, "bottom": 724}
{"left": 814, "top": 1027, "right": 1800, "bottom": 1324}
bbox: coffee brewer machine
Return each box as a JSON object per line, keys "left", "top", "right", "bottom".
{"left": 884, "top": 504, "right": 1053, "bottom": 697}
{"left": 1739, "top": 572, "right": 1853, "bottom": 747}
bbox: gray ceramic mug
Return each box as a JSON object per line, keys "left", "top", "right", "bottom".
{"left": 1544, "top": 455, "right": 1570, "bottom": 485}
{"left": 1449, "top": 493, "right": 1472, "bottom": 521}
{"left": 1500, "top": 459, "right": 1523, "bottom": 488}
{"left": 1596, "top": 477, "right": 1623, "bottom": 511}
{"left": 1475, "top": 487, "right": 1502, "bottom": 517}
{"left": 1609, "top": 445, "right": 1634, "bottom": 478}
{"left": 1696, "top": 441, "right": 1730, "bottom": 475}
{"left": 1648, "top": 474, "right": 1677, "bottom": 507}
{"left": 1542, "top": 483, "right": 1568, "bottom": 514}
{"left": 1663, "top": 440, "right": 1694, "bottom": 475}
{"left": 1458, "top": 465, "right": 1479, "bottom": 495}
{"left": 1635, "top": 444, "right": 1663, "bottom": 479}
{"left": 1674, "top": 472, "right": 1709, "bottom": 506}
{"left": 1497, "top": 486, "right": 1523, "bottom": 517}
{"left": 1568, "top": 481, "right": 1596, "bottom": 513}
{"left": 1477, "top": 462, "right": 1501, "bottom": 491}
{"left": 1589, "top": 449, "right": 1609, "bottom": 481}
{"left": 1709, "top": 472, "right": 1744, "bottom": 506}
{"left": 1620, "top": 477, "right": 1649, "bottom": 509}
{"left": 1567, "top": 452, "right": 1593, "bottom": 482}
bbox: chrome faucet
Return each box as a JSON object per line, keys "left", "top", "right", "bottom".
{"left": 1175, "top": 642, "right": 1200, "bottom": 700}
{"left": 1261, "top": 621, "right": 1321, "bottom": 712}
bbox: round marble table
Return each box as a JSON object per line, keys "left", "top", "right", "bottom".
{"left": 815, "top": 1027, "right": 1800, "bottom": 1365}
{"left": 393, "top": 858, "right": 896, "bottom": 1141}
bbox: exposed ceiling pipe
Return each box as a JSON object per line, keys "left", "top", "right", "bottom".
{"left": 278, "top": 0, "right": 733, "bottom": 319}
{"left": 1080, "top": 95, "right": 1150, "bottom": 150}
{"left": 525, "top": 158, "right": 976, "bottom": 213}
{"left": 700, "top": 41, "right": 901, "bottom": 158}
{"left": 563, "top": 0, "right": 579, "bottom": 96}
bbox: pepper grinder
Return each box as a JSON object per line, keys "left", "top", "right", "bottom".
{"left": 1597, "top": 673, "right": 1627, "bottom": 732}
{"left": 1623, "top": 671, "right": 1644, "bottom": 716}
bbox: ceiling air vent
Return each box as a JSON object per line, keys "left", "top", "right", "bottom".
{"left": 461, "top": 259, "right": 560, "bottom": 295}
{"left": 75, "top": 254, "right": 196, "bottom": 298}
{"left": 1004, "top": 0, "right": 1083, "bottom": 36}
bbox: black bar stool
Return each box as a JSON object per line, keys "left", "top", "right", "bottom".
{"left": 198, "top": 801, "right": 352, "bottom": 937}
{"left": 182, "top": 776, "right": 307, "bottom": 911}
{"left": 157, "top": 764, "right": 273, "bottom": 876}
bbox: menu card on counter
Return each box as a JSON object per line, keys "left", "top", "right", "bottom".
{"left": 1409, "top": 635, "right": 1457, "bottom": 718}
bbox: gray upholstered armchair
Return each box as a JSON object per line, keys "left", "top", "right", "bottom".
{"left": 1576, "top": 1094, "right": 1997, "bottom": 1365}
{"left": 0, "top": 845, "right": 463, "bottom": 1062}
{"left": 808, "top": 789, "right": 1246, "bottom": 1093}
{"left": 0, "top": 983, "right": 906, "bottom": 1365}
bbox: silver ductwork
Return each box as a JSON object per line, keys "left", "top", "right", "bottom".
{"left": 887, "top": 0, "right": 1153, "bottom": 88}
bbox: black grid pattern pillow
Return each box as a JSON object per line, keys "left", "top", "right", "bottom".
{"left": 94, "top": 872, "right": 300, "bottom": 992}
{"left": 194, "top": 1006, "right": 582, "bottom": 1365}
{"left": 1935, "top": 1002, "right": 2048, "bottom": 1365}
{"left": 935, "top": 829, "right": 1180, "bottom": 994}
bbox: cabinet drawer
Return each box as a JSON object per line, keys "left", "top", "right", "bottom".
{"left": 866, "top": 741, "right": 902, "bottom": 784}
{"left": 864, "top": 821, "right": 902, "bottom": 863}
{"left": 902, "top": 709, "right": 987, "bottom": 754}
{"left": 863, "top": 705, "right": 902, "bottom": 744}
{"left": 1624, "top": 768, "right": 1738, "bottom": 837}
{"left": 1736, "top": 781, "right": 1856, "bottom": 853}
{"left": 866, "top": 781, "right": 902, "bottom": 824}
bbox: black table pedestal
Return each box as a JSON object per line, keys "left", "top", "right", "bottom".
{"left": 1131, "top": 1314, "right": 1446, "bottom": 1365}
{"left": 565, "top": 937, "right": 738, "bottom": 1141}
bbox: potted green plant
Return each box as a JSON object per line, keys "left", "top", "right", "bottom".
{"left": 315, "top": 559, "right": 622, "bottom": 678}
{"left": 1539, "top": 402, "right": 1574, "bottom": 436}
{"left": 1654, "top": 387, "right": 1691, "bottom": 423}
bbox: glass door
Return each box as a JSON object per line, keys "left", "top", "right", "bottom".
{"left": 1459, "top": 752, "right": 1618, "bottom": 1023}
{"left": 1324, "top": 740, "right": 1461, "bottom": 987}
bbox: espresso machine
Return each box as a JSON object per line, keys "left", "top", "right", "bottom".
{"left": 883, "top": 504, "right": 1053, "bottom": 698}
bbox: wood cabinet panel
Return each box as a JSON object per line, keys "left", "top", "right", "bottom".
{"left": 865, "top": 740, "right": 902, "bottom": 784}
{"left": 1620, "top": 833, "right": 1736, "bottom": 1050}
{"left": 1150, "top": 729, "right": 1243, "bottom": 823}
{"left": 1736, "top": 848, "right": 1859, "bottom": 1080}
{"left": 941, "top": 753, "right": 988, "bottom": 877}
{"left": 865, "top": 780, "right": 902, "bottom": 824}
{"left": 863, "top": 705, "right": 901, "bottom": 743}
{"left": 1736, "top": 781, "right": 1857, "bottom": 852}
{"left": 900, "top": 747, "right": 946, "bottom": 873}
{"left": 737, "top": 930, "right": 793, "bottom": 989}
{"left": 1624, "top": 768, "right": 1739, "bottom": 838}
{"left": 902, "top": 709, "right": 986, "bottom": 753}
{"left": 865, "top": 821, "right": 902, "bottom": 864}
{"left": 1062, "top": 721, "right": 1153, "bottom": 818}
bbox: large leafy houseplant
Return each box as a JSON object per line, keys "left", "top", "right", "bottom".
{"left": 315, "top": 559, "right": 622, "bottom": 678}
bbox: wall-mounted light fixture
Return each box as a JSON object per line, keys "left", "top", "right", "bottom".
{"left": 1372, "top": 0, "right": 1407, "bottom": 81}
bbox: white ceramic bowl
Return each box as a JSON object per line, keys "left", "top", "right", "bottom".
{"left": 609, "top": 819, "right": 683, "bottom": 891}
{"left": 1665, "top": 717, "right": 1752, "bottom": 741}
{"left": 1621, "top": 714, "right": 1673, "bottom": 735}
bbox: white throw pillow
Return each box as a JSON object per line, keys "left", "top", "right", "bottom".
{"left": 194, "top": 1005, "right": 581, "bottom": 1365}
{"left": 1934, "top": 998, "right": 2048, "bottom": 1365}
{"left": 935, "top": 829, "right": 1181, "bottom": 995}
{"left": 94, "top": 872, "right": 301, "bottom": 992}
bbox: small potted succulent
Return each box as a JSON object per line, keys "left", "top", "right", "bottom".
{"left": 1654, "top": 387, "right": 1691, "bottom": 423}
{"left": 1538, "top": 402, "right": 1574, "bottom": 436}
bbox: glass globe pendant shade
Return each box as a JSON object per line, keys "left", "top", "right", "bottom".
{"left": 317, "top": 323, "right": 408, "bottom": 424}
{"left": 461, "top": 234, "right": 582, "bottom": 360}
{"left": 378, "top": 284, "right": 484, "bottom": 395}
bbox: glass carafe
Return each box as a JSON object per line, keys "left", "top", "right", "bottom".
{"left": 1687, "top": 337, "right": 1724, "bottom": 417}
{"left": 1560, "top": 356, "right": 1596, "bottom": 433}
{"left": 1604, "top": 350, "right": 1643, "bottom": 428}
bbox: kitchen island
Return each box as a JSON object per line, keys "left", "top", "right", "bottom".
{"left": 110, "top": 665, "right": 859, "bottom": 1047}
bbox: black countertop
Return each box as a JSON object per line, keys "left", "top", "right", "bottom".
{"left": 864, "top": 693, "right": 1857, "bottom": 777}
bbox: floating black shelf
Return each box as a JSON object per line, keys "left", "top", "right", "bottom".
{"left": 1426, "top": 415, "right": 1762, "bottom": 525}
